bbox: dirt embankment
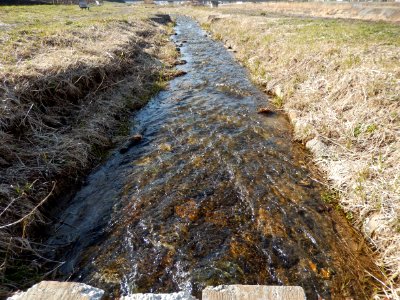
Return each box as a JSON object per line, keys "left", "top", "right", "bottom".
{"left": 162, "top": 6, "right": 400, "bottom": 299}
{"left": 221, "top": 2, "right": 400, "bottom": 23}
{"left": 0, "top": 5, "right": 179, "bottom": 297}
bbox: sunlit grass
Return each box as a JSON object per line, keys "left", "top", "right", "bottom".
{"left": 159, "top": 5, "right": 400, "bottom": 298}
{"left": 0, "top": 3, "right": 179, "bottom": 297}
{"left": 0, "top": 3, "right": 152, "bottom": 66}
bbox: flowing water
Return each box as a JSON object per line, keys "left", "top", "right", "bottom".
{"left": 47, "top": 16, "right": 379, "bottom": 299}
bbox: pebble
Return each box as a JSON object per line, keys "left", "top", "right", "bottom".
{"left": 174, "top": 70, "right": 187, "bottom": 77}
{"left": 120, "top": 134, "right": 143, "bottom": 154}
{"left": 174, "top": 60, "right": 187, "bottom": 66}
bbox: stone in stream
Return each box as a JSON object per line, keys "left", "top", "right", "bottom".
{"left": 202, "top": 285, "right": 306, "bottom": 300}
{"left": 8, "top": 281, "right": 104, "bottom": 300}
{"left": 174, "top": 59, "right": 187, "bottom": 66}
{"left": 271, "top": 237, "right": 300, "bottom": 268}
{"left": 174, "top": 70, "right": 187, "bottom": 77}
{"left": 257, "top": 107, "right": 275, "bottom": 115}
{"left": 119, "top": 134, "right": 143, "bottom": 154}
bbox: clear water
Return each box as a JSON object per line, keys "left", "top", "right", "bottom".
{"left": 47, "top": 16, "right": 379, "bottom": 299}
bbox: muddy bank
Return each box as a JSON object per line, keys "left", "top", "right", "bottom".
{"left": 0, "top": 6, "right": 179, "bottom": 297}
{"left": 161, "top": 7, "right": 400, "bottom": 298}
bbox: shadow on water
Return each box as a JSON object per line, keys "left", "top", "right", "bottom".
{"left": 47, "top": 16, "right": 381, "bottom": 299}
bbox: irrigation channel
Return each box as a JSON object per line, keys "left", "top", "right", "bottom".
{"left": 47, "top": 16, "right": 379, "bottom": 299}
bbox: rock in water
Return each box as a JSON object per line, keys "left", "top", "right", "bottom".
{"left": 130, "top": 134, "right": 143, "bottom": 143}
{"left": 174, "top": 60, "right": 187, "bottom": 66}
{"left": 8, "top": 281, "right": 105, "bottom": 300}
{"left": 257, "top": 107, "right": 274, "bottom": 115}
{"left": 120, "top": 134, "right": 143, "bottom": 154}
{"left": 174, "top": 70, "right": 187, "bottom": 77}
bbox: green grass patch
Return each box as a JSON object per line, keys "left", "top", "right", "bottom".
{"left": 321, "top": 189, "right": 340, "bottom": 204}
{"left": 285, "top": 18, "right": 400, "bottom": 46}
{"left": 272, "top": 95, "right": 284, "bottom": 108}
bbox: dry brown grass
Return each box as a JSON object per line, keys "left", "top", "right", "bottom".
{"left": 220, "top": 2, "right": 400, "bottom": 23}
{"left": 0, "top": 3, "right": 179, "bottom": 297}
{"left": 161, "top": 6, "right": 400, "bottom": 299}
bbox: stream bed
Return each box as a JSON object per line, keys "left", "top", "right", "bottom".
{"left": 47, "top": 16, "right": 379, "bottom": 299}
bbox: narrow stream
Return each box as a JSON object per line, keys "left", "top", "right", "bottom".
{"left": 47, "top": 16, "right": 378, "bottom": 299}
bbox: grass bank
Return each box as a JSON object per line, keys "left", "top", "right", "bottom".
{"left": 218, "top": 2, "right": 400, "bottom": 23}
{"left": 0, "top": 3, "right": 179, "bottom": 297}
{"left": 162, "top": 6, "right": 400, "bottom": 299}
